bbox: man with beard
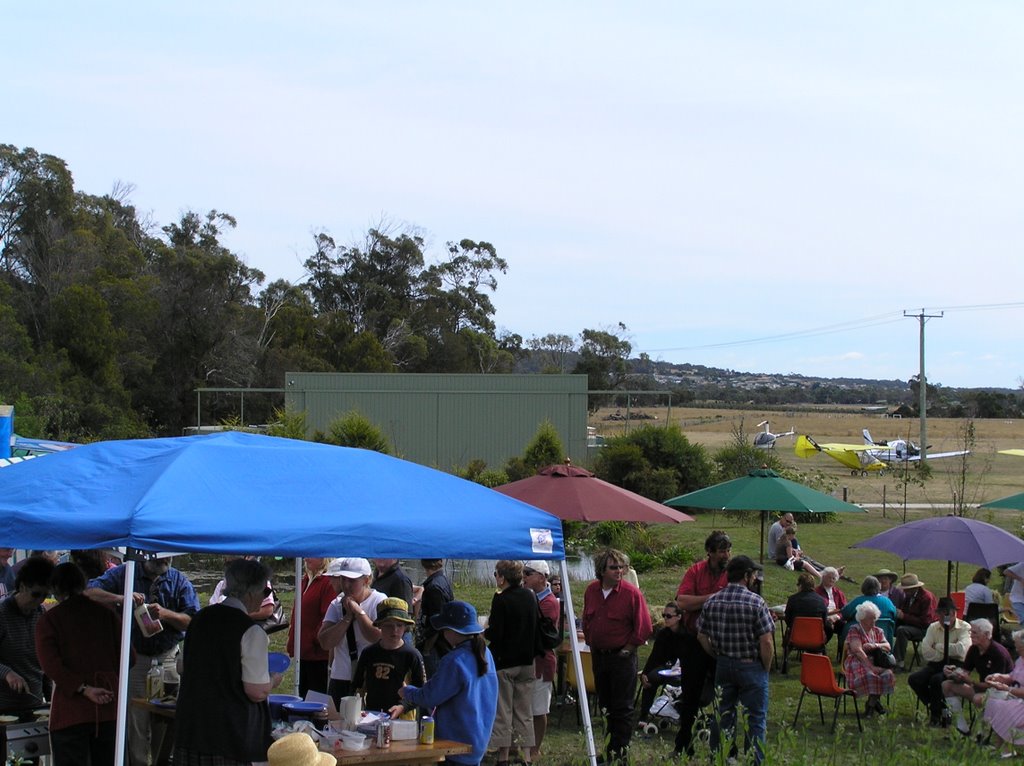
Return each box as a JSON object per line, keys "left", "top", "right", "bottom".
{"left": 86, "top": 554, "right": 200, "bottom": 766}
{"left": 672, "top": 531, "right": 731, "bottom": 758}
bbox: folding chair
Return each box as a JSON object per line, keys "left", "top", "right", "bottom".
{"left": 793, "top": 653, "right": 862, "bottom": 733}
{"left": 782, "top": 616, "right": 827, "bottom": 674}
{"left": 559, "top": 649, "right": 602, "bottom": 728}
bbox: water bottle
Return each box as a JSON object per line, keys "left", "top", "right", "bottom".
{"left": 146, "top": 658, "right": 164, "bottom": 699}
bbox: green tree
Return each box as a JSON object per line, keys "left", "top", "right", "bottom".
{"left": 594, "top": 424, "right": 713, "bottom": 500}
{"left": 573, "top": 324, "right": 631, "bottom": 410}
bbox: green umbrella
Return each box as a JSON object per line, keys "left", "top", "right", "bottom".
{"left": 979, "top": 492, "right": 1024, "bottom": 511}
{"left": 664, "top": 468, "right": 866, "bottom": 562}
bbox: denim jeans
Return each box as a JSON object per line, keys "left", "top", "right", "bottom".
{"left": 710, "top": 656, "right": 769, "bottom": 765}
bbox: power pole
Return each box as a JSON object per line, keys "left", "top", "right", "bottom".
{"left": 904, "top": 309, "right": 943, "bottom": 461}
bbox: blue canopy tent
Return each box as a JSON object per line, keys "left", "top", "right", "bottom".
{"left": 0, "top": 432, "right": 599, "bottom": 765}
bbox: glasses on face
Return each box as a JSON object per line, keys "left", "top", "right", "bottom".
{"left": 606, "top": 564, "right": 625, "bottom": 571}
{"left": 662, "top": 612, "right": 679, "bottom": 620}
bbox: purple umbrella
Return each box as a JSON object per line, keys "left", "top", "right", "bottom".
{"left": 852, "top": 515, "right": 1024, "bottom": 593}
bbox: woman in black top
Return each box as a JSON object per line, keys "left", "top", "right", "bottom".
{"left": 485, "top": 560, "right": 538, "bottom": 766}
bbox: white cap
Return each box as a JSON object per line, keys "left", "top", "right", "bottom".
{"left": 523, "top": 560, "right": 550, "bottom": 576}
{"left": 325, "top": 557, "right": 372, "bottom": 578}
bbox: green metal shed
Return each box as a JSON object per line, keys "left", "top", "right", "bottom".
{"left": 284, "top": 373, "right": 590, "bottom": 471}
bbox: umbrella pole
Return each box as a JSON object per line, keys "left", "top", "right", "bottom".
{"left": 947, "top": 561, "right": 953, "bottom": 597}
{"left": 559, "top": 559, "right": 598, "bottom": 766}
{"left": 114, "top": 556, "right": 137, "bottom": 766}
{"left": 760, "top": 512, "right": 766, "bottom": 564}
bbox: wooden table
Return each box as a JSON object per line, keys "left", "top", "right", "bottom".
{"left": 131, "top": 698, "right": 176, "bottom": 766}
{"left": 332, "top": 739, "right": 471, "bottom": 765}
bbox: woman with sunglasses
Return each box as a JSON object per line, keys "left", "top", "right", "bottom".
{"left": 0, "top": 555, "right": 55, "bottom": 714}
{"left": 637, "top": 603, "right": 686, "bottom": 733}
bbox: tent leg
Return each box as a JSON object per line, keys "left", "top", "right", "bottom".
{"left": 560, "top": 559, "right": 599, "bottom": 766}
{"left": 115, "top": 557, "right": 137, "bottom": 766}
{"left": 293, "top": 557, "right": 303, "bottom": 697}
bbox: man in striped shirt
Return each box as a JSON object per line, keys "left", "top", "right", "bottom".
{"left": 697, "top": 555, "right": 774, "bottom": 766}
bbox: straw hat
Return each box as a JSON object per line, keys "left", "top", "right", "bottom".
{"left": 873, "top": 568, "right": 900, "bottom": 582}
{"left": 899, "top": 573, "right": 925, "bottom": 589}
{"left": 268, "top": 733, "right": 336, "bottom": 766}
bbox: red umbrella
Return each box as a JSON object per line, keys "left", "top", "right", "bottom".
{"left": 494, "top": 462, "right": 694, "bottom": 523}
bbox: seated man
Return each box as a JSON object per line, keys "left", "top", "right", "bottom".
{"left": 940, "top": 618, "right": 1013, "bottom": 735}
{"left": 893, "top": 573, "right": 937, "bottom": 670}
{"left": 907, "top": 597, "right": 971, "bottom": 726}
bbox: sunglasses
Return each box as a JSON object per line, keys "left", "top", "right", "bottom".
{"left": 662, "top": 612, "right": 679, "bottom": 619}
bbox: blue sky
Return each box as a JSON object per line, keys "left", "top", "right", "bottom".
{"left": 7, "top": 2, "right": 1023, "bottom": 388}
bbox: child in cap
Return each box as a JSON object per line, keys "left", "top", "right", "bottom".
{"left": 352, "top": 597, "right": 426, "bottom": 717}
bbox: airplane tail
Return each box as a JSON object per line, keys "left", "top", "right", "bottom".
{"left": 794, "top": 435, "right": 820, "bottom": 459}
{"left": 862, "top": 428, "right": 874, "bottom": 445}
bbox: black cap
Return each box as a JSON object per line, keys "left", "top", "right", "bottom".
{"left": 726, "top": 555, "right": 763, "bottom": 579}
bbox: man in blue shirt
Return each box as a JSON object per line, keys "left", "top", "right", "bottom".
{"left": 86, "top": 555, "right": 199, "bottom": 766}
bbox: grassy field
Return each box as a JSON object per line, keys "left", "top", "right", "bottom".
{"left": 591, "top": 405, "right": 1024, "bottom": 506}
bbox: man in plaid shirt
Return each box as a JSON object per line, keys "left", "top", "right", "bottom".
{"left": 697, "top": 555, "right": 774, "bottom": 765}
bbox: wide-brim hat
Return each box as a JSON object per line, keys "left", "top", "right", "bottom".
{"left": 325, "top": 557, "right": 371, "bottom": 579}
{"left": 874, "top": 568, "right": 900, "bottom": 582}
{"left": 374, "top": 597, "right": 415, "bottom": 626}
{"left": 268, "top": 732, "right": 336, "bottom": 766}
{"left": 900, "top": 573, "right": 925, "bottom": 589}
{"left": 430, "top": 600, "right": 484, "bottom": 635}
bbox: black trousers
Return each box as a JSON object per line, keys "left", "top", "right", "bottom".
{"left": 50, "top": 721, "right": 116, "bottom": 766}
{"left": 298, "top": 658, "right": 328, "bottom": 696}
{"left": 909, "top": 659, "right": 961, "bottom": 717}
{"left": 591, "top": 649, "right": 638, "bottom": 759}
{"left": 675, "top": 632, "right": 715, "bottom": 754}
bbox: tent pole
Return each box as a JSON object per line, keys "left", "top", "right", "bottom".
{"left": 559, "top": 558, "right": 598, "bottom": 766}
{"left": 293, "top": 557, "right": 303, "bottom": 697}
{"left": 114, "top": 555, "right": 137, "bottom": 766}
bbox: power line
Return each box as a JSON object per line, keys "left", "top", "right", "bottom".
{"left": 639, "top": 301, "right": 1024, "bottom": 355}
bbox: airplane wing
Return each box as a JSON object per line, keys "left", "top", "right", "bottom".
{"left": 894, "top": 449, "right": 970, "bottom": 463}
{"left": 999, "top": 449, "right": 1024, "bottom": 457}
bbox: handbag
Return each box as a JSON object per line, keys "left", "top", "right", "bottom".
{"left": 869, "top": 647, "right": 896, "bottom": 669}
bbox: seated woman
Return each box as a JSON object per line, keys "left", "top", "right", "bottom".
{"left": 842, "top": 601, "right": 896, "bottom": 717}
{"left": 815, "top": 567, "right": 847, "bottom": 642}
{"left": 841, "top": 576, "right": 897, "bottom": 646}
{"left": 784, "top": 573, "right": 827, "bottom": 639}
{"left": 775, "top": 526, "right": 822, "bottom": 580}
{"left": 980, "top": 629, "right": 1024, "bottom": 757}
{"left": 637, "top": 602, "right": 686, "bottom": 730}
{"left": 965, "top": 568, "right": 996, "bottom": 606}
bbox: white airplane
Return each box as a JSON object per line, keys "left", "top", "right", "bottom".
{"left": 861, "top": 428, "right": 969, "bottom": 464}
{"left": 753, "top": 421, "right": 796, "bottom": 450}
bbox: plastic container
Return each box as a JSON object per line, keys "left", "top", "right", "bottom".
{"left": 338, "top": 731, "right": 368, "bottom": 751}
{"left": 267, "top": 652, "right": 291, "bottom": 674}
{"left": 146, "top": 658, "right": 164, "bottom": 699}
{"left": 282, "top": 701, "right": 328, "bottom": 723}
{"left": 268, "top": 694, "right": 303, "bottom": 720}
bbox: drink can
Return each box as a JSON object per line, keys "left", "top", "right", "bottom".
{"left": 376, "top": 718, "right": 392, "bottom": 748}
{"left": 419, "top": 715, "right": 435, "bottom": 745}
